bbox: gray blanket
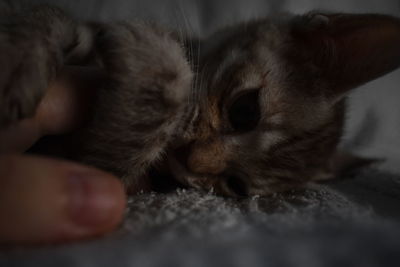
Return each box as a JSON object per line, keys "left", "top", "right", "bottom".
{"left": 1, "top": 0, "right": 400, "bottom": 266}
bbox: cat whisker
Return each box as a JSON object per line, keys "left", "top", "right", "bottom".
{"left": 177, "top": 3, "right": 194, "bottom": 68}
{"left": 194, "top": 36, "right": 202, "bottom": 104}
{"left": 174, "top": 4, "right": 196, "bottom": 107}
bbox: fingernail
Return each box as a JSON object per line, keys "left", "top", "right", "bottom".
{"left": 67, "top": 170, "right": 123, "bottom": 229}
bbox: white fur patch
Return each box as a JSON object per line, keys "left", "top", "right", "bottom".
{"left": 260, "top": 130, "right": 286, "bottom": 151}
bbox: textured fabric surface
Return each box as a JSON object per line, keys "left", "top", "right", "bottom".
{"left": 2, "top": 180, "right": 400, "bottom": 267}
{"left": 1, "top": 0, "right": 400, "bottom": 266}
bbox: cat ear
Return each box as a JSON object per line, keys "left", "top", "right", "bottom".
{"left": 291, "top": 13, "right": 400, "bottom": 99}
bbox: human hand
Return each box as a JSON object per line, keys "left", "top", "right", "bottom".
{"left": 0, "top": 67, "right": 127, "bottom": 245}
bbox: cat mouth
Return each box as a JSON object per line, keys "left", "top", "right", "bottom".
{"left": 160, "top": 155, "right": 240, "bottom": 197}
{"left": 144, "top": 147, "right": 241, "bottom": 197}
{"left": 167, "top": 156, "right": 217, "bottom": 191}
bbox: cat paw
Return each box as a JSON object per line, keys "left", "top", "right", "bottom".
{"left": 0, "top": 33, "right": 54, "bottom": 127}
{"left": 97, "top": 22, "right": 193, "bottom": 112}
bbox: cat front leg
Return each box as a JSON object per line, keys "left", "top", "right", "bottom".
{"left": 0, "top": 5, "right": 93, "bottom": 127}
{"left": 80, "top": 22, "right": 193, "bottom": 188}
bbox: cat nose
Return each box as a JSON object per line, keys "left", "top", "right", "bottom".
{"left": 182, "top": 139, "right": 227, "bottom": 175}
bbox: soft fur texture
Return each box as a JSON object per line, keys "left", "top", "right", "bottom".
{"left": 0, "top": 5, "right": 400, "bottom": 196}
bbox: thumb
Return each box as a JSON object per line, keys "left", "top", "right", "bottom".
{"left": 0, "top": 155, "right": 126, "bottom": 245}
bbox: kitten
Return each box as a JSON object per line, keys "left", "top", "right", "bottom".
{"left": 0, "top": 5, "right": 399, "bottom": 197}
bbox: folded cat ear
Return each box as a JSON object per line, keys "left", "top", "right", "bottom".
{"left": 291, "top": 13, "right": 400, "bottom": 100}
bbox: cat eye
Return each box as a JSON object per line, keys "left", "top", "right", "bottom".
{"left": 228, "top": 89, "right": 261, "bottom": 132}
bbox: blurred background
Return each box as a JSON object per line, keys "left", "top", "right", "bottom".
{"left": 23, "top": 0, "right": 400, "bottom": 35}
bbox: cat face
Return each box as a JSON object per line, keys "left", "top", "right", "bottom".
{"left": 164, "top": 13, "right": 400, "bottom": 197}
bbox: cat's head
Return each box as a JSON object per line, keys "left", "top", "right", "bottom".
{"left": 168, "top": 12, "right": 400, "bottom": 197}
